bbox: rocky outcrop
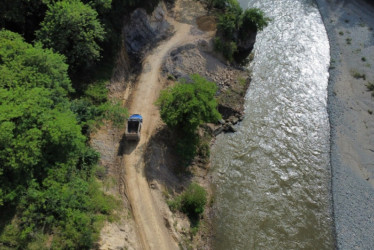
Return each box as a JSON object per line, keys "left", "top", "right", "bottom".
{"left": 230, "top": 29, "right": 257, "bottom": 62}
{"left": 123, "top": 3, "right": 172, "bottom": 61}
{"left": 237, "top": 31, "right": 257, "bottom": 54}
{"left": 162, "top": 40, "right": 250, "bottom": 136}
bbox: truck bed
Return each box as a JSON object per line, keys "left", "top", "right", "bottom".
{"left": 127, "top": 121, "right": 139, "bottom": 133}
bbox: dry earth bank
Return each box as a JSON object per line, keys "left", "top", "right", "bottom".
{"left": 316, "top": 0, "right": 374, "bottom": 248}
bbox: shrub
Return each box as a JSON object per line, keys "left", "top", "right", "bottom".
{"left": 198, "top": 141, "right": 210, "bottom": 162}
{"left": 180, "top": 183, "right": 207, "bottom": 218}
{"left": 217, "top": 12, "right": 239, "bottom": 40}
{"left": 213, "top": 1, "right": 270, "bottom": 62}
{"left": 157, "top": 74, "right": 221, "bottom": 134}
{"left": 239, "top": 8, "right": 270, "bottom": 40}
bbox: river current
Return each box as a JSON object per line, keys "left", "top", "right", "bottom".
{"left": 211, "top": 0, "right": 334, "bottom": 249}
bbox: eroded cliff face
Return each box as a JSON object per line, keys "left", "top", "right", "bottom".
{"left": 110, "top": 2, "right": 172, "bottom": 97}
{"left": 123, "top": 2, "right": 172, "bottom": 61}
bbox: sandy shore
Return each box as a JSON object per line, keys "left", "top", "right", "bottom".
{"left": 315, "top": 0, "right": 374, "bottom": 248}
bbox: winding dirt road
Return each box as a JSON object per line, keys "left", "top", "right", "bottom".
{"left": 122, "top": 19, "right": 196, "bottom": 250}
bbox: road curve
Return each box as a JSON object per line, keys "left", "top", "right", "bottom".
{"left": 122, "top": 19, "right": 195, "bottom": 250}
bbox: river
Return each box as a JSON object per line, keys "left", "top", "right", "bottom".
{"left": 211, "top": 0, "right": 334, "bottom": 249}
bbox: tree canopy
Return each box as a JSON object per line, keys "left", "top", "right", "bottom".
{"left": 0, "top": 30, "right": 72, "bottom": 96}
{"left": 0, "top": 30, "right": 83, "bottom": 205}
{"left": 0, "top": 29, "right": 118, "bottom": 249}
{"left": 36, "top": 0, "right": 105, "bottom": 71}
{"left": 157, "top": 74, "right": 221, "bottom": 134}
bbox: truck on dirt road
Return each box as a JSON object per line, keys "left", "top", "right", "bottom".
{"left": 126, "top": 114, "right": 143, "bottom": 141}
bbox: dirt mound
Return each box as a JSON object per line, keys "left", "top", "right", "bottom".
{"left": 196, "top": 16, "right": 216, "bottom": 31}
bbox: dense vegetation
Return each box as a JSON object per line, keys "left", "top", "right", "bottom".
{"left": 36, "top": 0, "right": 106, "bottom": 71}
{"left": 0, "top": 0, "right": 155, "bottom": 248}
{"left": 206, "top": 0, "right": 270, "bottom": 62}
{"left": 157, "top": 74, "right": 221, "bottom": 164}
{"left": 168, "top": 182, "right": 207, "bottom": 226}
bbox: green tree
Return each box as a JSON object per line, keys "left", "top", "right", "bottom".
{"left": 214, "top": 2, "right": 270, "bottom": 62}
{"left": 0, "top": 87, "right": 86, "bottom": 204}
{"left": 217, "top": 12, "right": 238, "bottom": 40}
{"left": 0, "top": 29, "right": 85, "bottom": 204}
{"left": 36, "top": 0, "right": 105, "bottom": 71}
{"left": 0, "top": 30, "right": 72, "bottom": 97}
{"left": 181, "top": 183, "right": 207, "bottom": 218}
{"left": 82, "top": 0, "right": 113, "bottom": 14}
{"left": 157, "top": 74, "right": 221, "bottom": 134}
{"left": 239, "top": 8, "right": 270, "bottom": 39}
{"left": 0, "top": 29, "right": 116, "bottom": 249}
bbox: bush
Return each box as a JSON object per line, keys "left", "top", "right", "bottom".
{"left": 168, "top": 182, "right": 207, "bottom": 220}
{"left": 16, "top": 171, "right": 117, "bottom": 249}
{"left": 217, "top": 12, "right": 238, "bottom": 40}
{"left": 181, "top": 183, "right": 207, "bottom": 218}
{"left": 240, "top": 8, "right": 270, "bottom": 34}
{"left": 157, "top": 74, "right": 221, "bottom": 134}
{"left": 213, "top": 0, "right": 270, "bottom": 62}
{"left": 198, "top": 141, "right": 210, "bottom": 162}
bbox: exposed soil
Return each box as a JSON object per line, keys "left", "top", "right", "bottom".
{"left": 196, "top": 16, "right": 216, "bottom": 32}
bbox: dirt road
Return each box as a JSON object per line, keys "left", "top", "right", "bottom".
{"left": 122, "top": 19, "right": 196, "bottom": 250}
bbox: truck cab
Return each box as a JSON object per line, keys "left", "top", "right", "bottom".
{"left": 126, "top": 114, "right": 143, "bottom": 141}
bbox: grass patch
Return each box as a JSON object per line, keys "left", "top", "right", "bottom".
{"left": 366, "top": 82, "right": 374, "bottom": 96}
{"left": 362, "top": 57, "right": 367, "bottom": 62}
{"left": 346, "top": 38, "right": 352, "bottom": 45}
{"left": 351, "top": 70, "right": 366, "bottom": 80}
{"left": 368, "top": 110, "right": 373, "bottom": 115}
{"left": 339, "top": 31, "right": 344, "bottom": 36}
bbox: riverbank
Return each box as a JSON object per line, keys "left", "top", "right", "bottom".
{"left": 315, "top": 0, "right": 374, "bottom": 248}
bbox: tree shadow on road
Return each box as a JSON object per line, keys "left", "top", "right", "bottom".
{"left": 144, "top": 126, "right": 192, "bottom": 193}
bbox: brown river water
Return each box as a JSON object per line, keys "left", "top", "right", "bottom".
{"left": 211, "top": 0, "right": 335, "bottom": 249}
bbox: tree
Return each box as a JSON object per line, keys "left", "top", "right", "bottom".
{"left": 239, "top": 8, "right": 270, "bottom": 39}
{"left": 157, "top": 74, "right": 221, "bottom": 134}
{"left": 0, "top": 29, "right": 116, "bottom": 248}
{"left": 0, "top": 30, "right": 85, "bottom": 204}
{"left": 0, "top": 87, "right": 86, "bottom": 204}
{"left": 0, "top": 30, "right": 72, "bottom": 97}
{"left": 214, "top": 2, "right": 270, "bottom": 62}
{"left": 36, "top": 0, "right": 105, "bottom": 71}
